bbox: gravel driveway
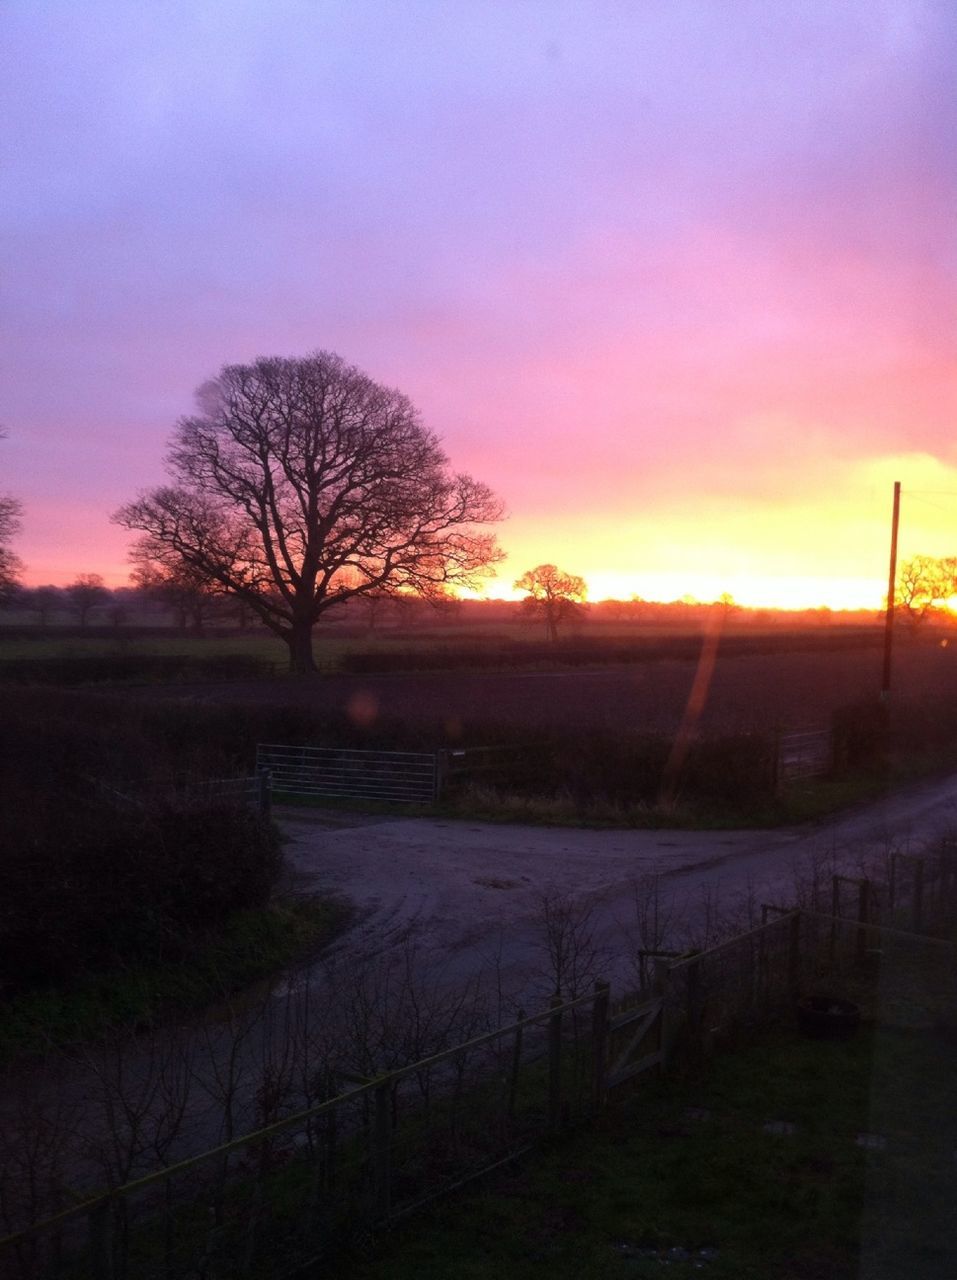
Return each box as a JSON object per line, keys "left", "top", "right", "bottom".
{"left": 277, "top": 769, "right": 957, "bottom": 998}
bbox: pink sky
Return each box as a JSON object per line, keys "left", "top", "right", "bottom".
{"left": 2, "top": 1, "right": 955, "bottom": 608}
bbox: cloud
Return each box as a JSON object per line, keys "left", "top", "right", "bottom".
{"left": 2, "top": 1, "right": 954, "bottom": 599}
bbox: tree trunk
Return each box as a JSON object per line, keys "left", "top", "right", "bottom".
{"left": 288, "top": 621, "right": 318, "bottom": 674}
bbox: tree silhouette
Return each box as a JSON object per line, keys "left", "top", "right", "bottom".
{"left": 24, "top": 585, "right": 64, "bottom": 627}
{"left": 114, "top": 351, "right": 504, "bottom": 672}
{"left": 897, "top": 555, "right": 957, "bottom": 629}
{"left": 514, "top": 563, "right": 587, "bottom": 642}
{"left": 130, "top": 536, "right": 222, "bottom": 636}
{"left": 67, "top": 573, "right": 109, "bottom": 627}
{"left": 0, "top": 429, "right": 23, "bottom": 605}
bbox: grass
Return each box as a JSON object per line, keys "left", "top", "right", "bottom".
{"left": 268, "top": 767, "right": 934, "bottom": 833}
{"left": 429, "top": 746, "right": 957, "bottom": 831}
{"left": 0, "top": 896, "right": 350, "bottom": 1061}
{"left": 350, "top": 1024, "right": 957, "bottom": 1280}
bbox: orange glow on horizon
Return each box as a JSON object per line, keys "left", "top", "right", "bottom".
{"left": 482, "top": 571, "right": 885, "bottom": 612}
{"left": 17, "top": 450, "right": 957, "bottom": 618}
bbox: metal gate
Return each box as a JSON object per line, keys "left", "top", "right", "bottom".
{"left": 256, "top": 743, "right": 439, "bottom": 805}
{"left": 776, "top": 727, "right": 832, "bottom": 786}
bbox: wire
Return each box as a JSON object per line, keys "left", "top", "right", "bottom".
{"left": 905, "top": 493, "right": 952, "bottom": 515}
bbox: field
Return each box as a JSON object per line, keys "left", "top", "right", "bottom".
{"left": 6, "top": 623, "right": 957, "bottom": 824}
{"left": 121, "top": 632, "right": 957, "bottom": 739}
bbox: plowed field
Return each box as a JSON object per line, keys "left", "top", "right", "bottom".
{"left": 152, "top": 637, "right": 957, "bottom": 735}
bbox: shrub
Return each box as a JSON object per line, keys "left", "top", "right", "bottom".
{"left": 0, "top": 795, "right": 281, "bottom": 990}
{"left": 831, "top": 700, "right": 889, "bottom": 770}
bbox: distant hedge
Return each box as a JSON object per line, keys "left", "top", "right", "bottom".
{"left": 340, "top": 629, "right": 883, "bottom": 674}
{"left": 0, "top": 652, "right": 277, "bottom": 686}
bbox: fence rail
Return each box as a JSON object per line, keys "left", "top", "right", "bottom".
{"left": 88, "top": 773, "right": 269, "bottom": 815}
{"left": 257, "top": 743, "right": 439, "bottom": 805}
{"left": 776, "top": 727, "right": 832, "bottom": 785}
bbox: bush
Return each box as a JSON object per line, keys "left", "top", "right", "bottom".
{"left": 831, "top": 700, "right": 889, "bottom": 771}
{"left": 442, "top": 724, "right": 776, "bottom": 816}
{"left": 0, "top": 688, "right": 287, "bottom": 991}
{"left": 0, "top": 795, "right": 281, "bottom": 990}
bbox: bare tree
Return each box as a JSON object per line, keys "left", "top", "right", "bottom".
{"left": 66, "top": 572, "right": 109, "bottom": 627}
{"left": 0, "top": 429, "right": 24, "bottom": 605}
{"left": 514, "top": 563, "right": 587, "bottom": 642}
{"left": 896, "top": 555, "right": 950, "bottom": 629}
{"left": 532, "top": 888, "right": 607, "bottom": 999}
{"left": 24, "top": 584, "right": 64, "bottom": 628}
{"left": 130, "top": 540, "right": 221, "bottom": 636}
{"left": 113, "top": 351, "right": 504, "bottom": 673}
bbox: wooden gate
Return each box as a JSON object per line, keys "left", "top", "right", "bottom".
{"left": 603, "top": 992, "right": 665, "bottom": 1095}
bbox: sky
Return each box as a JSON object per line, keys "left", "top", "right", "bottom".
{"left": 2, "top": 0, "right": 956, "bottom": 609}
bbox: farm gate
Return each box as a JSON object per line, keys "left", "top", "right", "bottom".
{"left": 775, "top": 727, "right": 832, "bottom": 787}
{"left": 256, "top": 743, "right": 441, "bottom": 805}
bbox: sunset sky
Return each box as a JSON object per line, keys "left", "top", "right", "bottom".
{"left": 2, "top": 1, "right": 955, "bottom": 609}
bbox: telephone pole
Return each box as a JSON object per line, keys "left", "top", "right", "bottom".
{"left": 881, "top": 480, "right": 901, "bottom": 702}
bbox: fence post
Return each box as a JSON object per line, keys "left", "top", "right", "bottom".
{"left": 548, "top": 995, "right": 563, "bottom": 1133}
{"left": 787, "top": 912, "right": 801, "bottom": 996}
{"left": 943, "top": 840, "right": 957, "bottom": 913}
{"left": 913, "top": 859, "right": 925, "bottom": 932}
{"left": 324, "top": 1068, "right": 338, "bottom": 1192}
{"left": 771, "top": 726, "right": 781, "bottom": 796}
{"left": 653, "top": 959, "right": 674, "bottom": 1069}
{"left": 257, "top": 768, "right": 271, "bottom": 818}
{"left": 591, "top": 981, "right": 610, "bottom": 1112}
{"left": 373, "top": 1081, "right": 391, "bottom": 1221}
{"left": 857, "top": 879, "right": 871, "bottom": 963}
{"left": 888, "top": 852, "right": 897, "bottom": 913}
{"left": 433, "top": 750, "right": 449, "bottom": 803}
{"left": 686, "top": 957, "right": 701, "bottom": 1047}
{"left": 88, "top": 1201, "right": 114, "bottom": 1280}
{"left": 507, "top": 1011, "right": 525, "bottom": 1124}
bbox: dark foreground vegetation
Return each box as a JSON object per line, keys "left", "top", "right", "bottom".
{"left": 6, "top": 881, "right": 954, "bottom": 1278}
{"left": 0, "top": 688, "right": 296, "bottom": 1050}
{"left": 354, "top": 1024, "right": 957, "bottom": 1280}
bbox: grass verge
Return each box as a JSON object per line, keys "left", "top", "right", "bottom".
{"left": 0, "top": 896, "right": 350, "bottom": 1062}
{"left": 274, "top": 746, "right": 957, "bottom": 832}
{"left": 352, "top": 1024, "right": 957, "bottom": 1280}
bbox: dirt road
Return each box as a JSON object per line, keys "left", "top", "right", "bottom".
{"left": 277, "top": 769, "right": 957, "bottom": 999}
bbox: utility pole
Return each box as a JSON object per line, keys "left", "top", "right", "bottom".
{"left": 881, "top": 480, "right": 901, "bottom": 702}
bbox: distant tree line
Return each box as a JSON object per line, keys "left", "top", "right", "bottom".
{"left": 3, "top": 578, "right": 255, "bottom": 633}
